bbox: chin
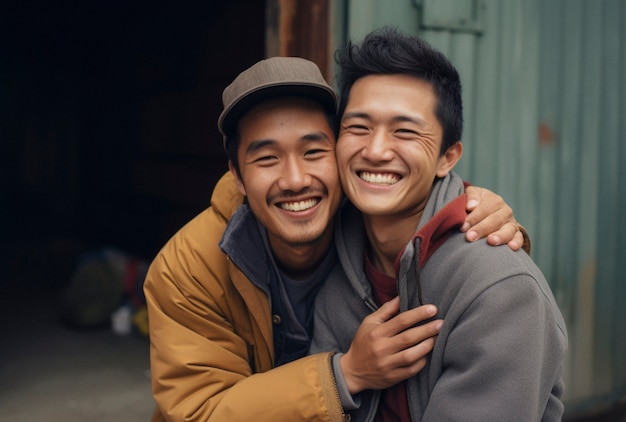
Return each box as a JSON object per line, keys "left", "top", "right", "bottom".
{"left": 355, "top": 204, "right": 392, "bottom": 216}
{"left": 283, "top": 238, "right": 321, "bottom": 249}
{"left": 281, "top": 229, "right": 326, "bottom": 249}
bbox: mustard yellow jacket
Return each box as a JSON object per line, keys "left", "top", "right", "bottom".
{"left": 145, "top": 172, "right": 346, "bottom": 421}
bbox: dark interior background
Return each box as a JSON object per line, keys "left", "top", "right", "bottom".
{"left": 2, "top": 0, "right": 265, "bottom": 292}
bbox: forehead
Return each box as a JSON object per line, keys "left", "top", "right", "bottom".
{"left": 346, "top": 74, "right": 437, "bottom": 113}
{"left": 237, "top": 97, "right": 334, "bottom": 146}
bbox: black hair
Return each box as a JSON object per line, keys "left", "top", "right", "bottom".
{"left": 335, "top": 26, "right": 463, "bottom": 153}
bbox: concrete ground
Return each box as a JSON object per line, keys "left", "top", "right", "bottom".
{"left": 0, "top": 285, "right": 154, "bottom": 422}
{"left": 1, "top": 238, "right": 624, "bottom": 422}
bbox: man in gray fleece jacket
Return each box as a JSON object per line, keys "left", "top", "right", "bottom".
{"left": 310, "top": 27, "right": 567, "bottom": 421}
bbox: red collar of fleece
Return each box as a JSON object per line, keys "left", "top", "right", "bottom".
{"left": 394, "top": 193, "right": 468, "bottom": 272}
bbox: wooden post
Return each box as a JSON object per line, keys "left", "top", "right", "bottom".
{"left": 265, "top": 0, "right": 331, "bottom": 80}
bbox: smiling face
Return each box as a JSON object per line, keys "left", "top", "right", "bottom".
{"left": 337, "top": 74, "right": 462, "bottom": 220}
{"left": 230, "top": 97, "right": 342, "bottom": 265}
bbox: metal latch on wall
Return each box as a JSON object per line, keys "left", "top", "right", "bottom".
{"left": 413, "top": 0, "right": 485, "bottom": 34}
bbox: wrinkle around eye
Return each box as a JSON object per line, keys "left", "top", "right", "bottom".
{"left": 304, "top": 148, "right": 325, "bottom": 156}
{"left": 305, "top": 150, "right": 335, "bottom": 162}
{"left": 341, "top": 125, "right": 370, "bottom": 135}
{"left": 247, "top": 155, "right": 278, "bottom": 166}
{"left": 394, "top": 130, "right": 420, "bottom": 140}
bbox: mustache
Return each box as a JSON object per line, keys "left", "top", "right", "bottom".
{"left": 267, "top": 187, "right": 328, "bottom": 205}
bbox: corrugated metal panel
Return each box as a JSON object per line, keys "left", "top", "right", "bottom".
{"left": 339, "top": 0, "right": 626, "bottom": 415}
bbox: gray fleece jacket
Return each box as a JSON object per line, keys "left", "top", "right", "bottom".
{"left": 310, "top": 172, "right": 568, "bottom": 421}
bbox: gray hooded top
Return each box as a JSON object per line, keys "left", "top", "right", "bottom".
{"left": 310, "top": 172, "right": 568, "bottom": 421}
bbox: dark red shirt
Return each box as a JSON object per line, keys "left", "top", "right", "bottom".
{"left": 365, "top": 254, "right": 411, "bottom": 422}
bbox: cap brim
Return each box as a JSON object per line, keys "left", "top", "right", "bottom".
{"left": 219, "top": 83, "right": 337, "bottom": 140}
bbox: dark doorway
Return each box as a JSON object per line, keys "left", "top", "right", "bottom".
{"left": 3, "top": 1, "right": 266, "bottom": 289}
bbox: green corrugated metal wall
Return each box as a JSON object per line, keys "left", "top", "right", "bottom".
{"left": 335, "top": 0, "right": 626, "bottom": 416}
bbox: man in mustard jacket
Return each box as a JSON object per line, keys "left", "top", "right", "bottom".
{"left": 144, "top": 57, "right": 527, "bottom": 421}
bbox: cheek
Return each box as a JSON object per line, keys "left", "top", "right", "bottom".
{"left": 239, "top": 170, "right": 271, "bottom": 199}
{"left": 319, "top": 162, "right": 340, "bottom": 186}
{"left": 409, "top": 145, "right": 438, "bottom": 168}
{"left": 311, "top": 159, "right": 340, "bottom": 193}
{"left": 335, "top": 143, "right": 353, "bottom": 169}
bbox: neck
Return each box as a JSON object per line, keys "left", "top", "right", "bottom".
{"left": 269, "top": 227, "right": 334, "bottom": 281}
{"left": 363, "top": 212, "right": 422, "bottom": 277}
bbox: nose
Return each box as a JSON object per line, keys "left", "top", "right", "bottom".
{"left": 361, "top": 129, "right": 394, "bottom": 162}
{"left": 277, "top": 157, "right": 313, "bottom": 192}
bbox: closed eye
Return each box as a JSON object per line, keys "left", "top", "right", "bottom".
{"left": 394, "top": 128, "right": 421, "bottom": 140}
{"left": 305, "top": 149, "right": 324, "bottom": 155}
{"left": 251, "top": 155, "right": 277, "bottom": 165}
{"left": 343, "top": 124, "right": 369, "bottom": 134}
{"left": 304, "top": 148, "right": 334, "bottom": 159}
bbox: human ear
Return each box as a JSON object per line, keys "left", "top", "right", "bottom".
{"left": 228, "top": 161, "right": 247, "bottom": 196}
{"left": 436, "top": 142, "right": 463, "bottom": 178}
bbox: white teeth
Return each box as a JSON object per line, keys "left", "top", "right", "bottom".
{"left": 359, "top": 171, "right": 399, "bottom": 185}
{"left": 279, "top": 198, "right": 319, "bottom": 212}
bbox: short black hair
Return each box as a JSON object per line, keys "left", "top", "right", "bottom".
{"left": 335, "top": 26, "right": 463, "bottom": 153}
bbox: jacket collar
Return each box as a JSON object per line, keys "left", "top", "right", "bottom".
{"left": 220, "top": 204, "right": 272, "bottom": 296}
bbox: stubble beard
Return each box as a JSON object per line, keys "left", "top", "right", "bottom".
{"left": 278, "top": 222, "right": 326, "bottom": 249}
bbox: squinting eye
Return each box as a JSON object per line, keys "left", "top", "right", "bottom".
{"left": 395, "top": 129, "right": 420, "bottom": 139}
{"left": 253, "top": 155, "right": 276, "bottom": 163}
{"left": 305, "top": 149, "right": 328, "bottom": 157}
{"left": 345, "top": 125, "right": 369, "bottom": 133}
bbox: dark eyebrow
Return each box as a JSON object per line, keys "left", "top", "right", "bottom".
{"left": 342, "top": 111, "right": 370, "bottom": 121}
{"left": 342, "top": 111, "right": 428, "bottom": 128}
{"left": 301, "top": 131, "right": 332, "bottom": 143}
{"left": 244, "top": 132, "right": 332, "bottom": 156}
{"left": 392, "top": 115, "right": 428, "bottom": 128}
{"left": 245, "top": 139, "right": 276, "bottom": 156}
